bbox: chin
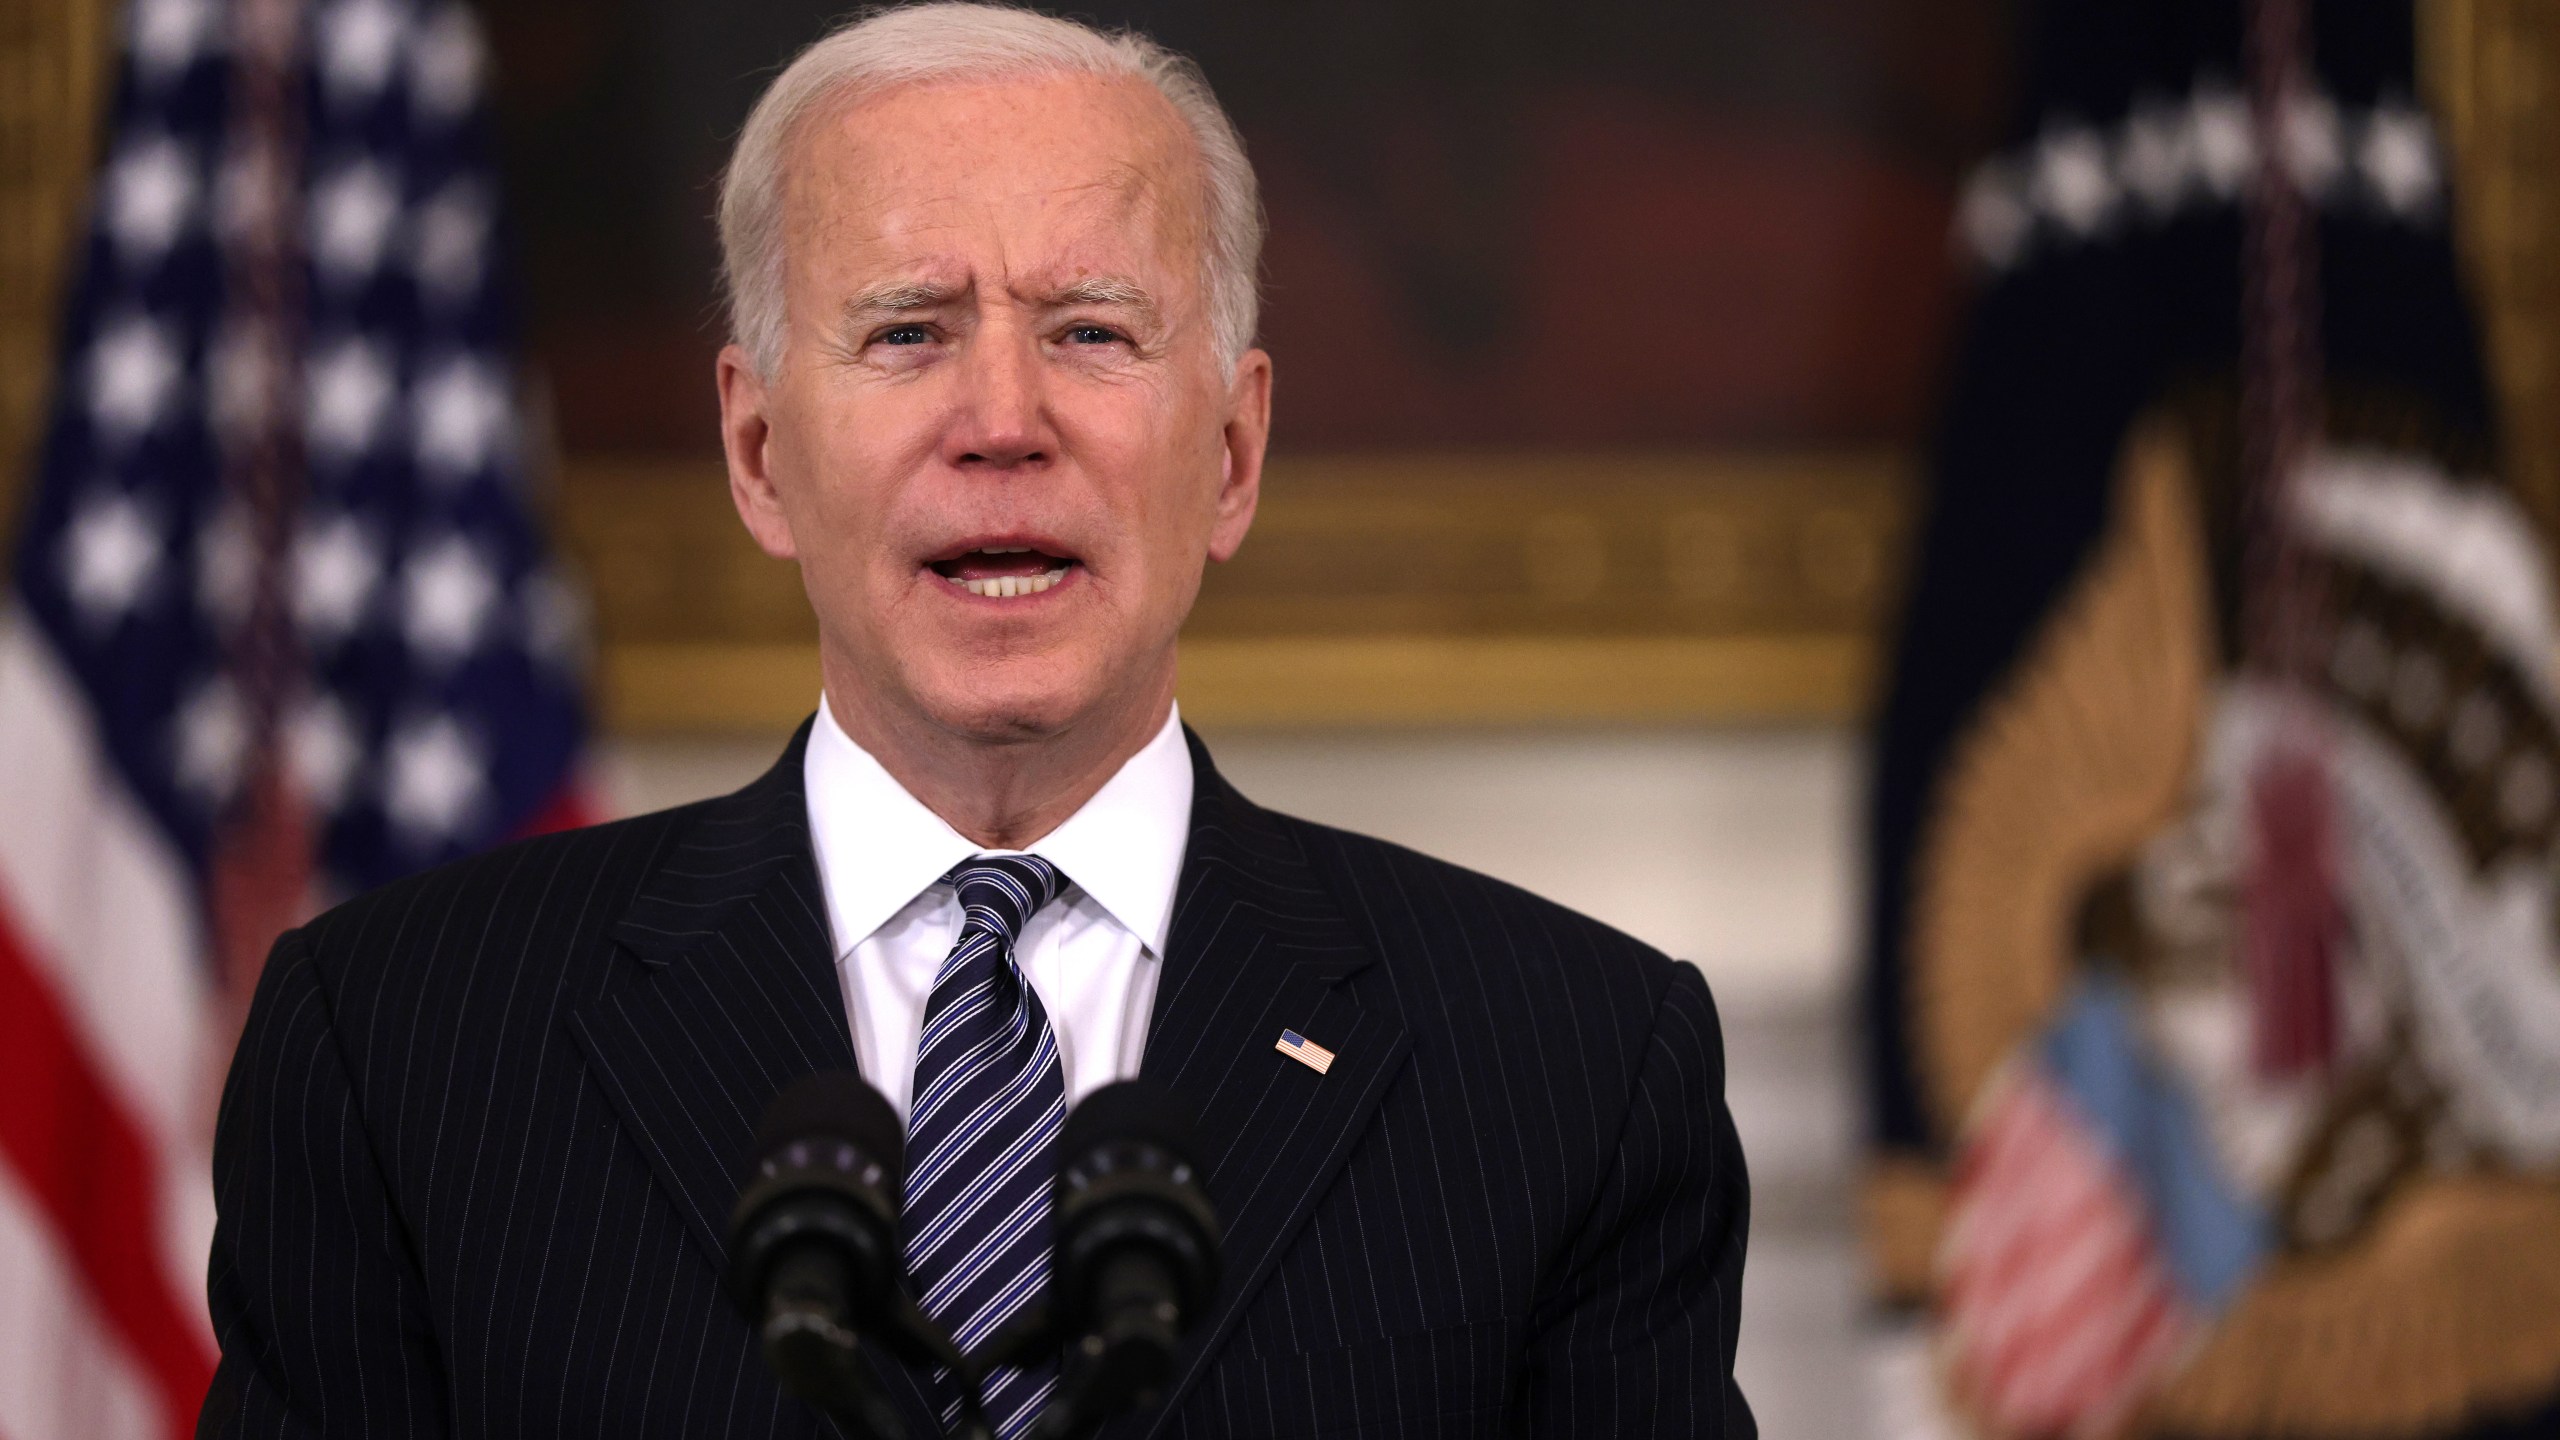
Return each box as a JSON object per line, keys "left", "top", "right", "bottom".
{"left": 910, "top": 658, "right": 1109, "bottom": 744}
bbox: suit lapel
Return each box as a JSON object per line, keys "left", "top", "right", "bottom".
{"left": 1130, "top": 732, "right": 1415, "bottom": 1434}
{"left": 567, "top": 716, "right": 941, "bottom": 1435}
{"left": 570, "top": 717, "right": 849, "bottom": 1266}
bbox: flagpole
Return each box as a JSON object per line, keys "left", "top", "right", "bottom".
{"left": 207, "top": 0, "right": 315, "bottom": 1026}
{"left": 2239, "top": 0, "right": 2343, "bottom": 1081}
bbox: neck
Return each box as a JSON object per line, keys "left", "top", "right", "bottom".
{"left": 819, "top": 654, "right": 1178, "bottom": 852}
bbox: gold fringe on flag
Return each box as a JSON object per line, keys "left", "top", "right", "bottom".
{"left": 1908, "top": 417, "right": 2219, "bottom": 1136}
{"left": 2145, "top": 1176, "right": 2560, "bottom": 1438}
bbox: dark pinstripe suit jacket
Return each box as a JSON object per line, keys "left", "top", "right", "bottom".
{"left": 202, "top": 724, "right": 1753, "bottom": 1438}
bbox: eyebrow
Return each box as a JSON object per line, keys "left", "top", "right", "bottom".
{"left": 1044, "top": 276, "right": 1160, "bottom": 321}
{"left": 835, "top": 274, "right": 1163, "bottom": 327}
{"left": 840, "top": 278, "right": 965, "bottom": 320}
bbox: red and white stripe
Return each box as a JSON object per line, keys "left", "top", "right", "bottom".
{"left": 0, "top": 612, "right": 222, "bottom": 1440}
{"left": 1937, "top": 1067, "right": 2193, "bottom": 1440}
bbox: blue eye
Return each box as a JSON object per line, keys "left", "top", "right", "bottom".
{"left": 878, "top": 325, "right": 931, "bottom": 346}
{"left": 1066, "top": 325, "right": 1122, "bottom": 345}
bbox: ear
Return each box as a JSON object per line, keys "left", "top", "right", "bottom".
{"left": 1205, "top": 347, "right": 1272, "bottom": 564}
{"left": 717, "top": 342, "right": 799, "bottom": 561}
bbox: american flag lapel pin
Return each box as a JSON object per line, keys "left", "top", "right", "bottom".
{"left": 1275, "top": 1029, "right": 1336, "bottom": 1075}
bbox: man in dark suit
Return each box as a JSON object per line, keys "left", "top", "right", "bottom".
{"left": 201, "top": 5, "right": 1751, "bottom": 1436}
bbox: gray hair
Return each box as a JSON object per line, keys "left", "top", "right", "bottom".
{"left": 717, "top": 3, "right": 1264, "bottom": 376}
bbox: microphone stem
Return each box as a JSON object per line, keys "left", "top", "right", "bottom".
{"left": 950, "top": 1377, "right": 996, "bottom": 1440}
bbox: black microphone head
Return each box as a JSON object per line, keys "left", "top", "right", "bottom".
{"left": 1058, "top": 1079, "right": 1201, "bottom": 1170}
{"left": 1054, "top": 1079, "right": 1220, "bottom": 1313}
{"left": 750, "top": 1069, "right": 906, "bottom": 1189}
{"left": 1048, "top": 1081, "right": 1223, "bottom": 1427}
{"left": 728, "top": 1069, "right": 905, "bottom": 1326}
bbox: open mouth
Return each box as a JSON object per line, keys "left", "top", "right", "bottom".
{"left": 926, "top": 544, "right": 1079, "bottom": 599}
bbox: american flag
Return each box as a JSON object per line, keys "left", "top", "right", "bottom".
{"left": 1275, "top": 1029, "right": 1336, "bottom": 1074}
{"left": 1937, "top": 1061, "right": 2195, "bottom": 1437}
{"left": 0, "top": 0, "right": 587, "bottom": 1435}
{"left": 1934, "top": 976, "right": 2265, "bottom": 1439}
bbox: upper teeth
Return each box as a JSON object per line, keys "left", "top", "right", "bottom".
{"left": 954, "top": 565, "right": 1070, "bottom": 598}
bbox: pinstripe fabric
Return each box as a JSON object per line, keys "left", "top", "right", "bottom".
{"left": 905, "top": 856, "right": 1068, "bottom": 1437}
{"left": 201, "top": 720, "right": 1752, "bottom": 1439}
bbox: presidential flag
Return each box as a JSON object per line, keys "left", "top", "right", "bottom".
{"left": 1865, "top": 1, "right": 2560, "bottom": 1436}
{"left": 0, "top": 0, "right": 587, "bottom": 1435}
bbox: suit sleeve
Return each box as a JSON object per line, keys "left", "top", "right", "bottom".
{"left": 1524, "top": 960, "right": 1754, "bottom": 1438}
{"left": 198, "top": 928, "right": 450, "bottom": 1437}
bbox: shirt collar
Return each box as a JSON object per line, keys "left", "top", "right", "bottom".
{"left": 802, "top": 699, "right": 1195, "bottom": 959}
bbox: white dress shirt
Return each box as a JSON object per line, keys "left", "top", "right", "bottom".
{"left": 802, "top": 699, "right": 1194, "bottom": 1119}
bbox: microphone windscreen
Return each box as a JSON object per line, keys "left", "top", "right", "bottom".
{"left": 1060, "top": 1079, "right": 1201, "bottom": 1167}
{"left": 751, "top": 1069, "right": 906, "bottom": 1188}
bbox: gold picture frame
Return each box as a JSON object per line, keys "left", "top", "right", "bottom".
{"left": 556, "top": 450, "right": 1908, "bottom": 732}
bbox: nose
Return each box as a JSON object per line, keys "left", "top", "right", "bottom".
{"left": 946, "top": 321, "right": 1050, "bottom": 471}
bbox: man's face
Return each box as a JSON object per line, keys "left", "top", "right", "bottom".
{"left": 718, "top": 72, "right": 1270, "bottom": 746}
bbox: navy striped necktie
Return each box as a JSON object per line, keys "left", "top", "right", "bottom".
{"left": 906, "top": 853, "right": 1069, "bottom": 1438}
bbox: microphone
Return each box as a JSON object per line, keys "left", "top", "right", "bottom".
{"left": 728, "top": 1070, "right": 979, "bottom": 1440}
{"left": 1032, "top": 1080, "right": 1223, "bottom": 1438}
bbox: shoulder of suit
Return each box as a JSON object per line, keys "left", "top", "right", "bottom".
{"left": 1257, "top": 807, "right": 1688, "bottom": 990}
{"left": 292, "top": 798, "right": 705, "bottom": 976}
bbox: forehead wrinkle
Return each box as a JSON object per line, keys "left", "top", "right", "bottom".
{"left": 838, "top": 176, "right": 1144, "bottom": 279}
{"left": 1088, "top": 158, "right": 1185, "bottom": 243}
{"left": 1011, "top": 166, "right": 1198, "bottom": 319}
{"left": 790, "top": 75, "right": 1211, "bottom": 332}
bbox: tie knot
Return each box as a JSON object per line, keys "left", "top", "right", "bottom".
{"left": 944, "top": 853, "right": 1065, "bottom": 949}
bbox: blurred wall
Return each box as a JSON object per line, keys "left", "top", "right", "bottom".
{"left": 0, "top": 0, "right": 112, "bottom": 537}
